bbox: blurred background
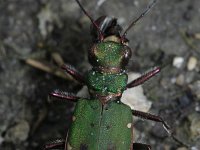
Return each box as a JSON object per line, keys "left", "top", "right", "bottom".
{"left": 0, "top": 0, "right": 200, "bottom": 149}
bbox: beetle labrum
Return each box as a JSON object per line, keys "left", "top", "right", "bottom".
{"left": 44, "top": 0, "right": 188, "bottom": 149}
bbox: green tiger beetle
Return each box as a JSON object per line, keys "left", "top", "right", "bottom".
{"left": 44, "top": 0, "right": 189, "bottom": 149}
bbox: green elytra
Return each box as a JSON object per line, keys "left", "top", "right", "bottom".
{"left": 67, "top": 40, "right": 133, "bottom": 150}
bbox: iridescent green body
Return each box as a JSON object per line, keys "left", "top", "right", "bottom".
{"left": 67, "top": 40, "right": 133, "bottom": 149}
{"left": 46, "top": 1, "right": 165, "bottom": 149}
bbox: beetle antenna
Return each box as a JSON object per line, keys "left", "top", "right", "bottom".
{"left": 75, "top": 0, "right": 104, "bottom": 41}
{"left": 122, "top": 0, "right": 157, "bottom": 39}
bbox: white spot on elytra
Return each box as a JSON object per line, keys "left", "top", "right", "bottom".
{"left": 72, "top": 116, "right": 76, "bottom": 121}
{"left": 127, "top": 123, "right": 132, "bottom": 128}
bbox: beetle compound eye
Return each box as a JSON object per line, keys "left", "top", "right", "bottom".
{"left": 120, "top": 46, "right": 132, "bottom": 68}
{"left": 124, "top": 47, "right": 132, "bottom": 59}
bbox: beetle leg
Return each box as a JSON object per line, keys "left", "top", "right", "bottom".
{"left": 126, "top": 66, "right": 160, "bottom": 88}
{"left": 44, "top": 139, "right": 65, "bottom": 150}
{"left": 132, "top": 109, "right": 189, "bottom": 148}
{"left": 61, "top": 64, "right": 85, "bottom": 85}
{"left": 49, "top": 90, "right": 80, "bottom": 102}
{"left": 133, "top": 143, "right": 151, "bottom": 150}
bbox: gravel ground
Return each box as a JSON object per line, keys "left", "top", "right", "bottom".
{"left": 0, "top": 0, "right": 200, "bottom": 149}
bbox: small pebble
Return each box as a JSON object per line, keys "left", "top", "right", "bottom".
{"left": 4, "top": 120, "right": 30, "bottom": 143}
{"left": 185, "top": 71, "right": 195, "bottom": 83}
{"left": 176, "top": 74, "right": 185, "bottom": 86}
{"left": 121, "top": 73, "right": 152, "bottom": 112}
{"left": 191, "top": 146, "right": 199, "bottom": 150}
{"left": 187, "top": 56, "right": 198, "bottom": 71}
{"left": 173, "top": 57, "right": 184, "bottom": 68}
{"left": 188, "top": 113, "right": 200, "bottom": 139}
{"left": 195, "top": 103, "right": 200, "bottom": 112}
{"left": 171, "top": 77, "right": 176, "bottom": 84}
{"left": 0, "top": 136, "right": 4, "bottom": 145}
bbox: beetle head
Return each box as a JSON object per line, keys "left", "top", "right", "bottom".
{"left": 75, "top": 0, "right": 156, "bottom": 72}
{"left": 89, "top": 41, "right": 132, "bottom": 73}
